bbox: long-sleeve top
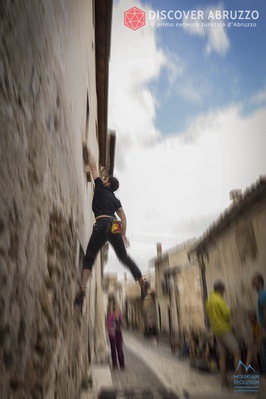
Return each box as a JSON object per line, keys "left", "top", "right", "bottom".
{"left": 107, "top": 311, "right": 123, "bottom": 337}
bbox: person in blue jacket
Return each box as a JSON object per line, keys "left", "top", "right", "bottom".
{"left": 252, "top": 272, "right": 266, "bottom": 374}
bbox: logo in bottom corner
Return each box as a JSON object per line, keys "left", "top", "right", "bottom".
{"left": 234, "top": 360, "right": 260, "bottom": 393}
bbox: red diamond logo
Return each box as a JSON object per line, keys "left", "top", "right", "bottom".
{"left": 124, "top": 7, "right": 146, "bottom": 31}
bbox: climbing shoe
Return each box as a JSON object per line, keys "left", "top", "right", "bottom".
{"left": 139, "top": 278, "right": 150, "bottom": 300}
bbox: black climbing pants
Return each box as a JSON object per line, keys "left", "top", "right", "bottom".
{"left": 82, "top": 217, "right": 142, "bottom": 281}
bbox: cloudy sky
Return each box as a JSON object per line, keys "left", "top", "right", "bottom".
{"left": 105, "top": 0, "right": 266, "bottom": 280}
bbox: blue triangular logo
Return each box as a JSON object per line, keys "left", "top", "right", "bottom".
{"left": 235, "top": 360, "right": 258, "bottom": 374}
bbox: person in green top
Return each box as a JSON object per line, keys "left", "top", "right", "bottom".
{"left": 206, "top": 280, "right": 240, "bottom": 388}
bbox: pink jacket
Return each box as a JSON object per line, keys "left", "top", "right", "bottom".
{"left": 107, "top": 311, "right": 123, "bottom": 337}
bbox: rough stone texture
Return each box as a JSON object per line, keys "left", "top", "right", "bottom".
{"left": 0, "top": 1, "right": 101, "bottom": 398}
{"left": 202, "top": 203, "right": 266, "bottom": 341}
{"left": 154, "top": 240, "right": 204, "bottom": 336}
{"left": 173, "top": 265, "right": 205, "bottom": 332}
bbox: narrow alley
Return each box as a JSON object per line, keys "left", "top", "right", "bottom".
{"left": 99, "top": 347, "right": 178, "bottom": 398}
{"left": 82, "top": 329, "right": 266, "bottom": 399}
{"left": 1, "top": 1, "right": 266, "bottom": 399}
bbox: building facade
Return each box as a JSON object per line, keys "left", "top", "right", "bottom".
{"left": 0, "top": 1, "right": 113, "bottom": 398}
{"left": 152, "top": 240, "right": 205, "bottom": 339}
{"left": 191, "top": 176, "right": 266, "bottom": 341}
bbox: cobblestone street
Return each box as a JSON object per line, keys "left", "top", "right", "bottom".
{"left": 98, "top": 347, "right": 179, "bottom": 398}
{"left": 110, "top": 347, "right": 164, "bottom": 388}
{"left": 84, "top": 329, "right": 266, "bottom": 399}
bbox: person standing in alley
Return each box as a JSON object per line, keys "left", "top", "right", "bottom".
{"left": 251, "top": 272, "right": 266, "bottom": 374}
{"left": 107, "top": 303, "right": 125, "bottom": 370}
{"left": 74, "top": 148, "right": 149, "bottom": 305}
{"left": 206, "top": 280, "right": 241, "bottom": 388}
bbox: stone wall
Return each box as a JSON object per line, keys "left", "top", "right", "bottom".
{"left": 0, "top": 1, "right": 101, "bottom": 398}
{"left": 155, "top": 240, "right": 204, "bottom": 336}
{"left": 201, "top": 200, "right": 266, "bottom": 340}
{"left": 169, "top": 240, "right": 204, "bottom": 332}
{"left": 174, "top": 266, "right": 204, "bottom": 332}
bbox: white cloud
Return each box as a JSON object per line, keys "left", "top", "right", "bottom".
{"left": 250, "top": 87, "right": 266, "bottom": 106}
{"left": 183, "top": 4, "right": 230, "bottom": 56}
{"left": 108, "top": 0, "right": 166, "bottom": 149}
{"left": 106, "top": 1, "right": 266, "bottom": 280}
{"left": 107, "top": 104, "right": 266, "bottom": 279}
{"left": 163, "top": 52, "right": 184, "bottom": 85}
{"left": 178, "top": 80, "right": 203, "bottom": 104}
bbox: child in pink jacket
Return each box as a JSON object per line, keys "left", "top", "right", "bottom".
{"left": 107, "top": 304, "right": 125, "bottom": 370}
